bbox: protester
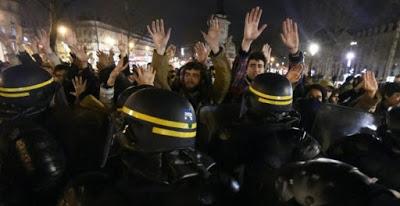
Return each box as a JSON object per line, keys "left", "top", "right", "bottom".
{"left": 197, "top": 9, "right": 322, "bottom": 205}
{"left": 225, "top": 7, "right": 305, "bottom": 103}
{"left": 149, "top": 18, "right": 231, "bottom": 112}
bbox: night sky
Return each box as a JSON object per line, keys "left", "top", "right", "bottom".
{"left": 24, "top": 0, "right": 400, "bottom": 56}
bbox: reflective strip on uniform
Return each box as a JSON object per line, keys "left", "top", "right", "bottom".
{"left": 249, "top": 86, "right": 292, "bottom": 101}
{"left": 0, "top": 78, "right": 54, "bottom": 92}
{"left": 258, "top": 97, "right": 292, "bottom": 106}
{"left": 120, "top": 106, "right": 196, "bottom": 129}
{"left": 0, "top": 92, "right": 30, "bottom": 98}
{"left": 152, "top": 127, "right": 196, "bottom": 138}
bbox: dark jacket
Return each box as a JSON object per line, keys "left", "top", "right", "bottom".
{"left": 63, "top": 63, "right": 100, "bottom": 105}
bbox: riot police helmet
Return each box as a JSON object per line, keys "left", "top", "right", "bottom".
{"left": 119, "top": 88, "right": 196, "bottom": 153}
{"left": 245, "top": 73, "right": 293, "bottom": 115}
{"left": 0, "top": 63, "right": 57, "bottom": 119}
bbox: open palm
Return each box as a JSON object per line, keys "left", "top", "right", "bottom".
{"left": 147, "top": 19, "right": 171, "bottom": 55}
{"left": 244, "top": 7, "right": 267, "bottom": 42}
{"left": 281, "top": 18, "right": 299, "bottom": 54}
{"left": 201, "top": 17, "right": 221, "bottom": 53}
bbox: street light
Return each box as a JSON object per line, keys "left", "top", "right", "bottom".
{"left": 350, "top": 41, "right": 358, "bottom": 46}
{"left": 346, "top": 52, "right": 355, "bottom": 68}
{"left": 308, "top": 43, "right": 320, "bottom": 56}
{"left": 271, "top": 57, "right": 275, "bottom": 63}
{"left": 57, "top": 25, "right": 68, "bottom": 36}
{"left": 181, "top": 48, "right": 185, "bottom": 56}
{"left": 308, "top": 43, "right": 320, "bottom": 76}
{"left": 129, "top": 42, "right": 135, "bottom": 49}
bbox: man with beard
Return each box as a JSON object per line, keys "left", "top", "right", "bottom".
{"left": 149, "top": 17, "right": 231, "bottom": 112}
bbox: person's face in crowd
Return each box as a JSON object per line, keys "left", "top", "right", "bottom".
{"left": 395, "top": 77, "right": 400, "bottom": 83}
{"left": 247, "top": 59, "right": 265, "bottom": 80}
{"left": 386, "top": 92, "right": 400, "bottom": 107}
{"left": 330, "top": 93, "right": 339, "bottom": 104}
{"left": 183, "top": 69, "right": 201, "bottom": 90}
{"left": 53, "top": 70, "right": 66, "bottom": 83}
{"left": 168, "top": 69, "right": 177, "bottom": 85}
{"left": 308, "top": 89, "right": 323, "bottom": 102}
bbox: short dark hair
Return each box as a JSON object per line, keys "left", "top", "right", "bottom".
{"left": 383, "top": 83, "right": 400, "bottom": 98}
{"left": 181, "top": 62, "right": 206, "bottom": 72}
{"left": 247, "top": 52, "right": 266, "bottom": 66}
{"left": 54, "top": 64, "right": 69, "bottom": 72}
{"left": 395, "top": 74, "right": 400, "bottom": 78}
{"left": 306, "top": 84, "right": 327, "bottom": 101}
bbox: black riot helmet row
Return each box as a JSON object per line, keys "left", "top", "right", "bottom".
{"left": 0, "top": 63, "right": 57, "bottom": 120}
{"left": 118, "top": 73, "right": 294, "bottom": 152}
{"left": 119, "top": 87, "right": 197, "bottom": 153}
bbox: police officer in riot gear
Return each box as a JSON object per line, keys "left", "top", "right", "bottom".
{"left": 327, "top": 106, "right": 400, "bottom": 191}
{"left": 275, "top": 158, "right": 400, "bottom": 206}
{"left": 0, "top": 61, "right": 66, "bottom": 205}
{"left": 58, "top": 88, "right": 234, "bottom": 206}
{"left": 198, "top": 73, "right": 321, "bottom": 206}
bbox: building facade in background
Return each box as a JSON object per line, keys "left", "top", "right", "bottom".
{"left": 57, "top": 20, "right": 154, "bottom": 67}
{"left": 298, "top": 0, "right": 400, "bottom": 81}
{"left": 309, "top": 20, "right": 400, "bottom": 81}
{"left": 0, "top": 0, "right": 22, "bottom": 61}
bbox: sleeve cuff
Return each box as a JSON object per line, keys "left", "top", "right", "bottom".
{"left": 238, "top": 48, "right": 251, "bottom": 57}
{"left": 289, "top": 51, "right": 305, "bottom": 65}
{"left": 210, "top": 47, "right": 224, "bottom": 58}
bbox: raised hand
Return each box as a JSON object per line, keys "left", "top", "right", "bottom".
{"left": 64, "top": 30, "right": 78, "bottom": 49}
{"left": 118, "top": 41, "right": 127, "bottom": 57}
{"left": 147, "top": 19, "right": 171, "bottom": 55}
{"left": 262, "top": 43, "right": 272, "bottom": 64}
{"left": 201, "top": 16, "right": 221, "bottom": 54}
{"left": 281, "top": 18, "right": 299, "bottom": 54}
{"left": 107, "top": 56, "right": 128, "bottom": 87}
{"left": 0, "top": 30, "right": 16, "bottom": 54}
{"left": 134, "top": 65, "right": 156, "bottom": 86}
{"left": 286, "top": 64, "right": 304, "bottom": 84}
{"left": 242, "top": 6, "right": 268, "bottom": 52}
{"left": 71, "top": 45, "right": 89, "bottom": 67}
{"left": 70, "top": 76, "right": 87, "bottom": 98}
{"left": 64, "top": 30, "right": 88, "bottom": 66}
{"left": 362, "top": 71, "right": 378, "bottom": 98}
{"left": 35, "top": 29, "right": 52, "bottom": 54}
{"left": 194, "top": 41, "right": 210, "bottom": 64}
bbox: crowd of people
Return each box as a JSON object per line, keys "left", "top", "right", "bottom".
{"left": 0, "top": 6, "right": 400, "bottom": 206}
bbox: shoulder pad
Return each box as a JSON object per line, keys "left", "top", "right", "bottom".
{"left": 4, "top": 122, "right": 65, "bottom": 190}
